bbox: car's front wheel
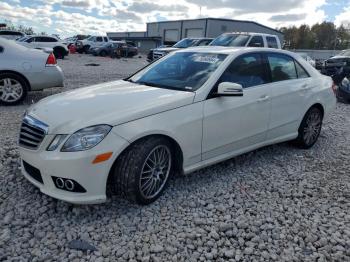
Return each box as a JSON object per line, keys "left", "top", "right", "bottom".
{"left": 111, "top": 137, "right": 173, "bottom": 205}
{"left": 295, "top": 107, "right": 323, "bottom": 149}
{"left": 0, "top": 73, "right": 28, "bottom": 105}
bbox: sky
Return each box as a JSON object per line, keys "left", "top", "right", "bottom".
{"left": 1, "top": 0, "right": 350, "bottom": 38}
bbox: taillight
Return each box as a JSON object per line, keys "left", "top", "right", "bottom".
{"left": 331, "top": 82, "right": 337, "bottom": 96}
{"left": 46, "top": 53, "right": 56, "bottom": 66}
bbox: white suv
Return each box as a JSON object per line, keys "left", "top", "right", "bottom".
{"left": 210, "top": 32, "right": 282, "bottom": 49}
{"left": 18, "top": 36, "right": 69, "bottom": 59}
{"left": 76, "top": 36, "right": 110, "bottom": 53}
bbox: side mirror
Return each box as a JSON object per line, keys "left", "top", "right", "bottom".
{"left": 217, "top": 82, "right": 243, "bottom": 97}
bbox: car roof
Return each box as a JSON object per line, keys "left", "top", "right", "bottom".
{"left": 176, "top": 46, "right": 296, "bottom": 56}
{"left": 222, "top": 32, "right": 278, "bottom": 37}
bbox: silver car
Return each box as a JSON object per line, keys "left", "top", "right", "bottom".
{"left": 0, "top": 38, "right": 64, "bottom": 105}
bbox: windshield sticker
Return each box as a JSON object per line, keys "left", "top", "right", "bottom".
{"left": 185, "top": 86, "right": 193, "bottom": 90}
{"left": 192, "top": 55, "right": 220, "bottom": 64}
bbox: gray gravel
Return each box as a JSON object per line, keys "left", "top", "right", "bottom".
{"left": 1, "top": 54, "right": 350, "bottom": 261}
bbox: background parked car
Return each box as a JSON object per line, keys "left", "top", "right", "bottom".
{"left": 332, "top": 67, "right": 350, "bottom": 103}
{"left": 210, "top": 32, "right": 282, "bottom": 49}
{"left": 296, "top": 52, "right": 316, "bottom": 67}
{"left": 148, "top": 38, "right": 213, "bottom": 62}
{"left": 18, "top": 35, "right": 69, "bottom": 59}
{"left": 0, "top": 30, "right": 25, "bottom": 40}
{"left": 76, "top": 35, "right": 110, "bottom": 53}
{"left": 63, "top": 34, "right": 90, "bottom": 49}
{"left": 321, "top": 49, "right": 350, "bottom": 76}
{"left": 91, "top": 41, "right": 138, "bottom": 57}
{"left": 0, "top": 38, "right": 63, "bottom": 105}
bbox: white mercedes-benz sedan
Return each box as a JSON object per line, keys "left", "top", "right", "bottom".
{"left": 19, "top": 47, "right": 336, "bottom": 205}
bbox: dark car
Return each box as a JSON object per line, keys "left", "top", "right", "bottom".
{"left": 332, "top": 67, "right": 350, "bottom": 103}
{"left": 321, "top": 50, "right": 350, "bottom": 76}
{"left": 147, "top": 38, "right": 213, "bottom": 62}
{"left": 89, "top": 41, "right": 138, "bottom": 57}
{"left": 90, "top": 42, "right": 138, "bottom": 57}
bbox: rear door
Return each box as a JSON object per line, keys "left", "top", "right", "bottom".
{"left": 265, "top": 52, "right": 313, "bottom": 140}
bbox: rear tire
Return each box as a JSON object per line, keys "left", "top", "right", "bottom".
{"left": 294, "top": 107, "right": 323, "bottom": 149}
{"left": 110, "top": 137, "right": 173, "bottom": 205}
{"left": 0, "top": 73, "right": 28, "bottom": 105}
{"left": 53, "top": 48, "right": 65, "bottom": 59}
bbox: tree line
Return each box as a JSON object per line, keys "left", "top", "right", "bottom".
{"left": 279, "top": 22, "right": 350, "bottom": 50}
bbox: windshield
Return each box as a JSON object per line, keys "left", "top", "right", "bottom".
{"left": 173, "top": 39, "right": 197, "bottom": 48}
{"left": 210, "top": 34, "right": 250, "bottom": 47}
{"left": 338, "top": 50, "right": 350, "bottom": 57}
{"left": 129, "top": 52, "right": 227, "bottom": 91}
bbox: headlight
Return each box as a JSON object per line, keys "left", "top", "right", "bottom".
{"left": 61, "top": 125, "right": 112, "bottom": 152}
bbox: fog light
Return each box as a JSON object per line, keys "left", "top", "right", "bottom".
{"left": 65, "top": 179, "right": 75, "bottom": 191}
{"left": 56, "top": 178, "right": 64, "bottom": 189}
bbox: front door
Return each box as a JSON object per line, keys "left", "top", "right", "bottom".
{"left": 202, "top": 53, "right": 272, "bottom": 160}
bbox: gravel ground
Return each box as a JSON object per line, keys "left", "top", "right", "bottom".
{"left": 0, "top": 54, "right": 350, "bottom": 261}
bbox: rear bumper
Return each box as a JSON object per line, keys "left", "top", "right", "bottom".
{"left": 26, "top": 66, "right": 64, "bottom": 91}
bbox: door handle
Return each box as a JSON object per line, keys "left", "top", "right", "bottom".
{"left": 257, "top": 95, "right": 270, "bottom": 102}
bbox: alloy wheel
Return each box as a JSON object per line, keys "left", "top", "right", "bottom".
{"left": 0, "top": 78, "right": 23, "bottom": 103}
{"left": 139, "top": 145, "right": 171, "bottom": 199}
{"left": 303, "top": 110, "right": 322, "bottom": 146}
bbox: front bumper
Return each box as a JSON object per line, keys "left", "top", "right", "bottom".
{"left": 19, "top": 130, "right": 129, "bottom": 204}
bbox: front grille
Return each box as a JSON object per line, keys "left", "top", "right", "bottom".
{"left": 19, "top": 115, "right": 48, "bottom": 150}
{"left": 23, "top": 161, "right": 43, "bottom": 184}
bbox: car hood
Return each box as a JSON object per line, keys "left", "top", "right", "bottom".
{"left": 28, "top": 80, "right": 195, "bottom": 134}
{"left": 154, "top": 47, "right": 179, "bottom": 52}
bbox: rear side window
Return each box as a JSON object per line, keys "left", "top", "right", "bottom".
{"left": 96, "top": 37, "right": 103, "bottom": 42}
{"left": 103, "top": 37, "right": 108, "bottom": 42}
{"left": 267, "top": 54, "right": 297, "bottom": 82}
{"left": 295, "top": 62, "right": 310, "bottom": 78}
{"left": 219, "top": 53, "right": 269, "bottom": 88}
{"left": 248, "top": 36, "right": 264, "bottom": 47}
{"left": 266, "top": 37, "right": 278, "bottom": 48}
{"left": 0, "top": 46, "right": 3, "bottom": 53}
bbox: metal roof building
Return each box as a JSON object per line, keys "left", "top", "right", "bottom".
{"left": 107, "top": 18, "right": 284, "bottom": 52}
{"left": 146, "top": 18, "right": 284, "bottom": 45}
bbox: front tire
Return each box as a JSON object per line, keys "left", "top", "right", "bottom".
{"left": 0, "top": 73, "right": 28, "bottom": 105}
{"left": 295, "top": 107, "right": 323, "bottom": 149}
{"left": 111, "top": 137, "right": 173, "bottom": 205}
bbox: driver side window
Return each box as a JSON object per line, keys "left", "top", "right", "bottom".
{"left": 218, "top": 53, "right": 269, "bottom": 89}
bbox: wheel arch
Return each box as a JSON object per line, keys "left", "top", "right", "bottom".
{"left": 106, "top": 133, "right": 184, "bottom": 194}
{"left": 309, "top": 103, "right": 325, "bottom": 118}
{"left": 0, "top": 70, "right": 31, "bottom": 91}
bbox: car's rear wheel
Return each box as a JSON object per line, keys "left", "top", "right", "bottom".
{"left": 111, "top": 137, "right": 173, "bottom": 205}
{"left": 295, "top": 107, "right": 323, "bottom": 149}
{"left": 0, "top": 73, "right": 28, "bottom": 105}
{"left": 53, "top": 47, "right": 65, "bottom": 59}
